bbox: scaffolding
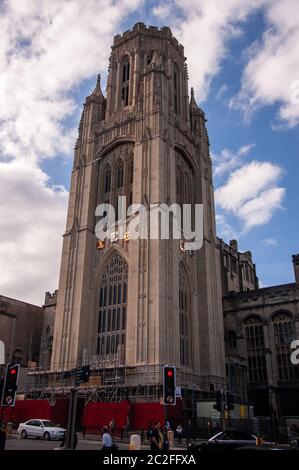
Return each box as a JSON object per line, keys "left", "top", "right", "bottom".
{"left": 22, "top": 351, "right": 210, "bottom": 409}
{"left": 24, "top": 362, "right": 164, "bottom": 403}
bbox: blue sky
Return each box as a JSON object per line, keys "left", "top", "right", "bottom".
{"left": 0, "top": 0, "right": 298, "bottom": 303}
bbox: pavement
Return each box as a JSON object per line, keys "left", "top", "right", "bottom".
{"left": 4, "top": 431, "right": 188, "bottom": 451}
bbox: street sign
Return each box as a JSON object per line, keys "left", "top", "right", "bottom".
{"left": 64, "top": 365, "right": 90, "bottom": 385}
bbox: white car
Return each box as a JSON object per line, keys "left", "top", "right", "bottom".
{"left": 18, "top": 419, "right": 65, "bottom": 441}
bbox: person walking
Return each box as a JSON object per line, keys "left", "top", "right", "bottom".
{"left": 162, "top": 425, "right": 170, "bottom": 450}
{"left": 146, "top": 421, "right": 153, "bottom": 443}
{"left": 102, "top": 426, "right": 114, "bottom": 451}
{"left": 149, "top": 422, "right": 164, "bottom": 451}
{"left": 176, "top": 424, "right": 183, "bottom": 444}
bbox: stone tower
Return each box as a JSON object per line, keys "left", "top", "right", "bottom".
{"left": 51, "top": 23, "right": 225, "bottom": 395}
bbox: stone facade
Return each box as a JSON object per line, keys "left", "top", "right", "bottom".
{"left": 0, "top": 295, "right": 43, "bottom": 367}
{"left": 218, "top": 238, "right": 259, "bottom": 296}
{"left": 51, "top": 23, "right": 226, "bottom": 394}
{"left": 39, "top": 291, "right": 57, "bottom": 369}
{"left": 223, "top": 255, "right": 299, "bottom": 417}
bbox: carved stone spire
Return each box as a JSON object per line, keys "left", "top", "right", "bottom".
{"left": 91, "top": 74, "right": 104, "bottom": 98}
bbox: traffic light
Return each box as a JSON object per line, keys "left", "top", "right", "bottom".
{"left": 225, "top": 392, "right": 234, "bottom": 411}
{"left": 213, "top": 390, "right": 222, "bottom": 412}
{"left": 163, "top": 366, "right": 176, "bottom": 405}
{"left": 1, "top": 363, "right": 20, "bottom": 407}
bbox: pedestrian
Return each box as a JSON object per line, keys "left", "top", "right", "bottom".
{"left": 102, "top": 425, "right": 115, "bottom": 451}
{"left": 164, "top": 420, "right": 170, "bottom": 431}
{"left": 146, "top": 421, "right": 153, "bottom": 442}
{"left": 149, "top": 422, "right": 164, "bottom": 451}
{"left": 176, "top": 424, "right": 183, "bottom": 444}
{"left": 163, "top": 425, "right": 170, "bottom": 450}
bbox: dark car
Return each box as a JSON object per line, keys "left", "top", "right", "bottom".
{"left": 188, "top": 429, "right": 272, "bottom": 451}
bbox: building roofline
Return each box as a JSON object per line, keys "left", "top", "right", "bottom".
{"left": 0, "top": 294, "right": 42, "bottom": 309}
{"left": 223, "top": 282, "right": 297, "bottom": 300}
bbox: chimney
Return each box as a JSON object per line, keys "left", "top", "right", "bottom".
{"left": 292, "top": 254, "right": 299, "bottom": 285}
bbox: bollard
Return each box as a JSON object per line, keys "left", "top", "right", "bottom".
{"left": 256, "top": 436, "right": 263, "bottom": 446}
{"left": 6, "top": 422, "right": 13, "bottom": 437}
{"left": 167, "top": 430, "right": 174, "bottom": 448}
{"left": 129, "top": 434, "right": 141, "bottom": 450}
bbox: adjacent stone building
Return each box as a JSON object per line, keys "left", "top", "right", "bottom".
{"left": 0, "top": 295, "right": 43, "bottom": 367}
{"left": 223, "top": 254, "right": 299, "bottom": 418}
{"left": 38, "top": 291, "right": 57, "bottom": 369}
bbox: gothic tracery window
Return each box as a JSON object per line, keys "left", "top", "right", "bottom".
{"left": 179, "top": 264, "right": 191, "bottom": 367}
{"left": 174, "top": 63, "right": 180, "bottom": 116}
{"left": 228, "top": 330, "right": 237, "bottom": 350}
{"left": 121, "top": 56, "right": 130, "bottom": 107}
{"left": 104, "top": 165, "right": 111, "bottom": 193}
{"left": 176, "top": 151, "right": 194, "bottom": 232}
{"left": 272, "top": 312, "right": 299, "bottom": 381}
{"left": 244, "top": 316, "right": 268, "bottom": 384}
{"left": 97, "top": 252, "right": 128, "bottom": 359}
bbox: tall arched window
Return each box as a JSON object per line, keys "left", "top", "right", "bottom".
{"left": 116, "top": 160, "right": 124, "bottom": 188}
{"left": 228, "top": 330, "right": 237, "bottom": 350}
{"left": 244, "top": 316, "right": 267, "bottom": 384}
{"left": 179, "top": 264, "right": 191, "bottom": 367}
{"left": 272, "top": 312, "right": 299, "bottom": 381}
{"left": 121, "top": 56, "right": 130, "bottom": 107}
{"left": 176, "top": 151, "right": 194, "bottom": 232}
{"left": 104, "top": 165, "right": 111, "bottom": 194}
{"left": 174, "top": 63, "right": 180, "bottom": 116}
{"left": 97, "top": 252, "right": 128, "bottom": 360}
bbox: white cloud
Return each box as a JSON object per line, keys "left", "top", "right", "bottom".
{"left": 0, "top": 159, "right": 68, "bottom": 305}
{"left": 0, "top": 0, "right": 142, "bottom": 304}
{"left": 262, "top": 238, "right": 278, "bottom": 246}
{"left": 230, "top": 0, "right": 299, "bottom": 127}
{"left": 213, "top": 143, "right": 255, "bottom": 177}
{"left": 152, "top": 3, "right": 173, "bottom": 19}
{"left": 0, "top": 0, "right": 142, "bottom": 162}
{"left": 215, "top": 161, "right": 285, "bottom": 231}
{"left": 216, "top": 84, "right": 229, "bottom": 101}
{"left": 215, "top": 214, "right": 236, "bottom": 240}
{"left": 153, "top": 0, "right": 268, "bottom": 101}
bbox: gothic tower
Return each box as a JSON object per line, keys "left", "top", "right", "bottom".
{"left": 51, "top": 23, "right": 225, "bottom": 395}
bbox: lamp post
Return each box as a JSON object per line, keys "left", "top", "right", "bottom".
{"left": 268, "top": 386, "right": 278, "bottom": 442}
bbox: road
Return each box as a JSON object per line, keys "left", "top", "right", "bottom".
{"left": 5, "top": 435, "right": 152, "bottom": 451}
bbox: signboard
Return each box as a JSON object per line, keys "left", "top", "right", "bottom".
{"left": 64, "top": 365, "right": 90, "bottom": 385}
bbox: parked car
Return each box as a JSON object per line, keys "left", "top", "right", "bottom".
{"left": 188, "top": 429, "right": 273, "bottom": 451}
{"left": 18, "top": 419, "right": 65, "bottom": 441}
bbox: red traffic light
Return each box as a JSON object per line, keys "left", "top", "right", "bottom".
{"left": 10, "top": 369, "right": 17, "bottom": 375}
{"left": 167, "top": 370, "right": 173, "bottom": 377}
